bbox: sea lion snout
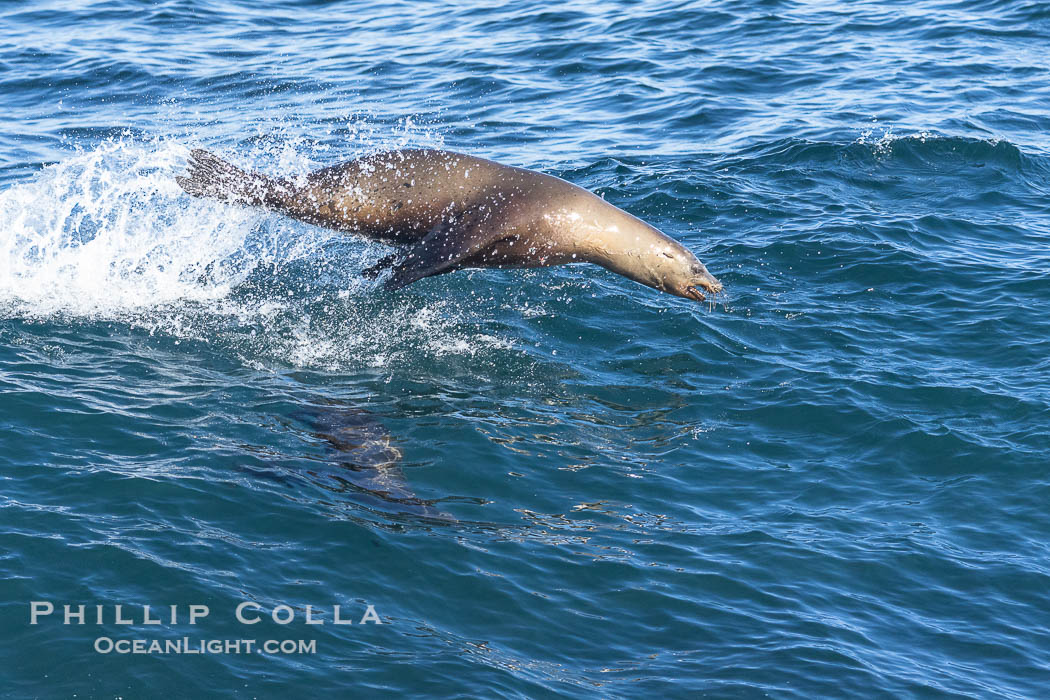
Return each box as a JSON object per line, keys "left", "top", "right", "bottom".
{"left": 684, "top": 274, "right": 721, "bottom": 302}
{"left": 695, "top": 268, "right": 723, "bottom": 294}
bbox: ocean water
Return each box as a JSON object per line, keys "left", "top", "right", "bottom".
{"left": 1, "top": 0, "right": 1049, "bottom": 697}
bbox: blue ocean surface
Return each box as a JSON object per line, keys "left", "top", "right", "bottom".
{"left": 1, "top": 0, "right": 1049, "bottom": 697}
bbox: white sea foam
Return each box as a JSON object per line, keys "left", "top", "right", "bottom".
{"left": 854, "top": 121, "right": 941, "bottom": 155}
{"left": 0, "top": 137, "right": 296, "bottom": 316}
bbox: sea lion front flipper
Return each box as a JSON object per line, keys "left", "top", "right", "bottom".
{"left": 361, "top": 253, "right": 400, "bottom": 279}
{"left": 383, "top": 214, "right": 504, "bottom": 290}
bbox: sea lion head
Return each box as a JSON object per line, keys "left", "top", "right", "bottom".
{"left": 648, "top": 238, "right": 723, "bottom": 302}
{"left": 606, "top": 228, "right": 721, "bottom": 302}
{"left": 585, "top": 203, "right": 723, "bottom": 303}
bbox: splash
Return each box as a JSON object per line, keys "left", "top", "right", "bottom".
{"left": 0, "top": 135, "right": 515, "bottom": 371}
{"left": 0, "top": 136, "right": 322, "bottom": 318}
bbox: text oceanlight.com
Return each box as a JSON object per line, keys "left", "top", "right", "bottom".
{"left": 94, "top": 637, "right": 317, "bottom": 655}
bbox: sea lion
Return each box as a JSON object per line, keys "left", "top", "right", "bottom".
{"left": 176, "top": 148, "right": 723, "bottom": 301}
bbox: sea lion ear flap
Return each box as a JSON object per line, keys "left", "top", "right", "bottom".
{"left": 383, "top": 214, "right": 503, "bottom": 291}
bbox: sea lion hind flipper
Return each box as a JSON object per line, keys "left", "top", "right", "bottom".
{"left": 383, "top": 216, "right": 503, "bottom": 290}
{"left": 178, "top": 148, "right": 285, "bottom": 207}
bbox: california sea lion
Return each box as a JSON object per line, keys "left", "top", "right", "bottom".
{"left": 176, "top": 148, "right": 723, "bottom": 301}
